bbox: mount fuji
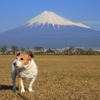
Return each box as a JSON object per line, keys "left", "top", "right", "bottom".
{"left": 0, "top": 11, "right": 100, "bottom": 48}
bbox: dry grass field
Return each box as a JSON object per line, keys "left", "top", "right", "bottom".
{"left": 0, "top": 55, "right": 100, "bottom": 100}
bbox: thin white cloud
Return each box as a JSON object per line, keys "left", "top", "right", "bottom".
{"left": 81, "top": 21, "right": 100, "bottom": 24}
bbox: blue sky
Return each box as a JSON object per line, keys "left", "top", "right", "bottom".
{"left": 0, "top": 0, "right": 100, "bottom": 32}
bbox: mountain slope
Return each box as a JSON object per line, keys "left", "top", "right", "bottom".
{"left": 0, "top": 11, "right": 100, "bottom": 48}
{"left": 25, "top": 11, "right": 90, "bottom": 28}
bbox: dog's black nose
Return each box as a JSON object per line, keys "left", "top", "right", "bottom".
{"left": 13, "top": 63, "right": 16, "bottom": 66}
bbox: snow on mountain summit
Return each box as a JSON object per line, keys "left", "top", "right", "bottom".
{"left": 26, "top": 11, "right": 90, "bottom": 28}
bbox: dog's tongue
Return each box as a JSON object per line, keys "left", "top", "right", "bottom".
{"left": 18, "top": 71, "right": 21, "bottom": 76}
{"left": 17, "top": 67, "right": 26, "bottom": 76}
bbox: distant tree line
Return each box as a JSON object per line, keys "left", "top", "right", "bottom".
{"left": 0, "top": 45, "right": 100, "bottom": 55}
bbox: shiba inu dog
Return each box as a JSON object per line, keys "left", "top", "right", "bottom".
{"left": 11, "top": 51, "right": 38, "bottom": 92}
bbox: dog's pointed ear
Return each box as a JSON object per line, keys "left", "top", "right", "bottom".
{"left": 27, "top": 51, "right": 34, "bottom": 58}
{"left": 16, "top": 51, "right": 22, "bottom": 56}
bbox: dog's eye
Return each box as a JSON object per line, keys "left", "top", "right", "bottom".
{"left": 20, "top": 58, "right": 24, "bottom": 60}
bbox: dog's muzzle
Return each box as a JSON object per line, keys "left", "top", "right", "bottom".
{"left": 13, "top": 63, "right": 17, "bottom": 66}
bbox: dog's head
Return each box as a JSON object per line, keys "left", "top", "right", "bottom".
{"left": 13, "top": 51, "right": 33, "bottom": 68}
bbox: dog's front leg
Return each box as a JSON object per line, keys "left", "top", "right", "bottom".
{"left": 20, "top": 78, "right": 25, "bottom": 92}
{"left": 28, "top": 76, "right": 36, "bottom": 92}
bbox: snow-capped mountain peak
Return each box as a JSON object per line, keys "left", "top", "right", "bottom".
{"left": 26, "top": 11, "right": 90, "bottom": 28}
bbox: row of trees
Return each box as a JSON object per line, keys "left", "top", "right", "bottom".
{"left": 0, "top": 45, "right": 19, "bottom": 54}
{"left": 0, "top": 45, "right": 100, "bottom": 55}
{"left": 33, "top": 46, "right": 100, "bottom": 55}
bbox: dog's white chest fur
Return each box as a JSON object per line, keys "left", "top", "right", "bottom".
{"left": 20, "top": 59, "right": 38, "bottom": 79}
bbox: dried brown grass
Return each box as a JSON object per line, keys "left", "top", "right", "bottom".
{"left": 0, "top": 55, "right": 100, "bottom": 100}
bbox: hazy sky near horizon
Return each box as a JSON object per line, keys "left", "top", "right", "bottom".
{"left": 0, "top": 0, "right": 100, "bottom": 32}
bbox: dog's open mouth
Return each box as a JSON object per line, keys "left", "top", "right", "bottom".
{"left": 15, "top": 66, "right": 26, "bottom": 71}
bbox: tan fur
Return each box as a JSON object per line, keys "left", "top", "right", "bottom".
{"left": 17, "top": 53, "right": 31, "bottom": 65}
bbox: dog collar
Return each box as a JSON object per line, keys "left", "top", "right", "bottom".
{"left": 24, "top": 60, "right": 31, "bottom": 69}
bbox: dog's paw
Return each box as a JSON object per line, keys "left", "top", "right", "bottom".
{"left": 28, "top": 88, "right": 34, "bottom": 92}
{"left": 21, "top": 88, "right": 25, "bottom": 93}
